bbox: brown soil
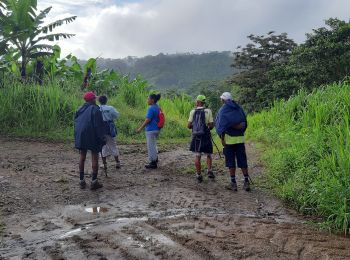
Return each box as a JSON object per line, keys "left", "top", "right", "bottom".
{"left": 1, "top": 137, "right": 350, "bottom": 259}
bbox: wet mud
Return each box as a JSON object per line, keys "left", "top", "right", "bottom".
{"left": 0, "top": 137, "right": 350, "bottom": 259}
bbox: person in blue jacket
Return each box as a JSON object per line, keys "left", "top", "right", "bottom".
{"left": 215, "top": 92, "right": 250, "bottom": 192}
{"left": 74, "top": 92, "right": 106, "bottom": 190}
{"left": 136, "top": 93, "right": 161, "bottom": 169}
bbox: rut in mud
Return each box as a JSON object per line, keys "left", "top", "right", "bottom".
{"left": 0, "top": 137, "right": 350, "bottom": 260}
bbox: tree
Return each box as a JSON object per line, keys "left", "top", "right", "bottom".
{"left": 271, "top": 18, "right": 350, "bottom": 93}
{"left": 231, "top": 32, "right": 297, "bottom": 112}
{"left": 0, "top": 0, "right": 76, "bottom": 79}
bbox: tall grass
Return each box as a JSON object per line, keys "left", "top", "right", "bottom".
{"left": 247, "top": 82, "right": 350, "bottom": 234}
{"left": 0, "top": 77, "right": 195, "bottom": 143}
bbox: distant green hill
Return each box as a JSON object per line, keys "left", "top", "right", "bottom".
{"left": 96, "top": 51, "right": 237, "bottom": 90}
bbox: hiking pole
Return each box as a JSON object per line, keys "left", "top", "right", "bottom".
{"left": 210, "top": 134, "right": 223, "bottom": 159}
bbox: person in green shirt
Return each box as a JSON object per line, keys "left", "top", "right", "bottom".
{"left": 188, "top": 95, "right": 215, "bottom": 182}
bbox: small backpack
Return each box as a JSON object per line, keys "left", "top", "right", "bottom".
{"left": 192, "top": 109, "right": 207, "bottom": 136}
{"left": 157, "top": 107, "right": 165, "bottom": 129}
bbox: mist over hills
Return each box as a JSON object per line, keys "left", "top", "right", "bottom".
{"left": 95, "top": 51, "right": 237, "bottom": 91}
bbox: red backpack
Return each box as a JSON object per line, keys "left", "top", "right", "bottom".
{"left": 157, "top": 108, "right": 165, "bottom": 129}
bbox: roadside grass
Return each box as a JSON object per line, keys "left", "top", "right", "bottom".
{"left": 247, "top": 82, "right": 350, "bottom": 234}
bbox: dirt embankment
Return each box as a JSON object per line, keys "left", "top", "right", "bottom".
{"left": 1, "top": 137, "right": 350, "bottom": 259}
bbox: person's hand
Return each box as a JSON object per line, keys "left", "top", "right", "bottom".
{"left": 135, "top": 128, "right": 142, "bottom": 134}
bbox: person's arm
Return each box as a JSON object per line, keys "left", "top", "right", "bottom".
{"left": 187, "top": 110, "right": 194, "bottom": 129}
{"left": 111, "top": 107, "right": 120, "bottom": 120}
{"left": 136, "top": 118, "right": 151, "bottom": 133}
{"left": 220, "top": 133, "right": 226, "bottom": 146}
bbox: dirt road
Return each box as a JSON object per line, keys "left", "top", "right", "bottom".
{"left": 1, "top": 137, "right": 350, "bottom": 259}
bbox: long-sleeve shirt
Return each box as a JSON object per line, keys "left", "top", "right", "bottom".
{"left": 100, "top": 105, "right": 120, "bottom": 122}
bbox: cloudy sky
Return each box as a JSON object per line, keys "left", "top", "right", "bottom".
{"left": 38, "top": 0, "right": 350, "bottom": 59}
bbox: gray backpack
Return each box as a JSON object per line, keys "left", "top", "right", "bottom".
{"left": 192, "top": 109, "right": 207, "bottom": 136}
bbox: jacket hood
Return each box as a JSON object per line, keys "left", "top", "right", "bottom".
{"left": 75, "top": 103, "right": 93, "bottom": 118}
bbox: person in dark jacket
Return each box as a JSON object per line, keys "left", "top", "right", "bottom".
{"left": 74, "top": 92, "right": 106, "bottom": 190}
{"left": 215, "top": 92, "right": 250, "bottom": 192}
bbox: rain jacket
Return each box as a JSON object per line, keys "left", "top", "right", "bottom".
{"left": 215, "top": 100, "right": 247, "bottom": 137}
{"left": 74, "top": 102, "right": 106, "bottom": 152}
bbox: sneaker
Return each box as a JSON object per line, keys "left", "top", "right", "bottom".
{"left": 90, "top": 180, "right": 103, "bottom": 190}
{"left": 243, "top": 180, "right": 251, "bottom": 192}
{"left": 116, "top": 162, "right": 121, "bottom": 169}
{"left": 207, "top": 170, "right": 215, "bottom": 179}
{"left": 79, "top": 179, "right": 86, "bottom": 189}
{"left": 145, "top": 161, "right": 157, "bottom": 169}
{"left": 196, "top": 174, "right": 203, "bottom": 183}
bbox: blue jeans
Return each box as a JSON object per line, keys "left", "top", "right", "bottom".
{"left": 146, "top": 130, "right": 159, "bottom": 162}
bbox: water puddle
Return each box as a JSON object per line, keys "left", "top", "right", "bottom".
{"left": 59, "top": 224, "right": 93, "bottom": 239}
{"left": 85, "top": 207, "right": 109, "bottom": 213}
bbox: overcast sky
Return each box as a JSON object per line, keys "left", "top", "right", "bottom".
{"left": 38, "top": 0, "right": 350, "bottom": 59}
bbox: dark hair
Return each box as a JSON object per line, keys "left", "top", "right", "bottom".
{"left": 149, "top": 93, "right": 161, "bottom": 103}
{"left": 98, "top": 95, "right": 108, "bottom": 105}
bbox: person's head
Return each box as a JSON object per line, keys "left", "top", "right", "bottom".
{"left": 148, "top": 93, "right": 161, "bottom": 105}
{"left": 84, "top": 91, "right": 97, "bottom": 104}
{"left": 220, "top": 92, "right": 232, "bottom": 104}
{"left": 98, "top": 95, "right": 108, "bottom": 105}
{"left": 196, "top": 94, "right": 206, "bottom": 107}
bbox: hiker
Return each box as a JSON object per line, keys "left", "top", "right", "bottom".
{"left": 136, "top": 93, "right": 162, "bottom": 169}
{"left": 74, "top": 92, "right": 106, "bottom": 190}
{"left": 98, "top": 95, "right": 121, "bottom": 172}
{"left": 215, "top": 92, "right": 250, "bottom": 191}
{"left": 188, "top": 95, "right": 215, "bottom": 183}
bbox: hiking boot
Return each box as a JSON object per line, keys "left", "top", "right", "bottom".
{"left": 90, "top": 180, "right": 103, "bottom": 190}
{"left": 243, "top": 180, "right": 251, "bottom": 192}
{"left": 145, "top": 161, "right": 157, "bottom": 169}
{"left": 79, "top": 179, "right": 86, "bottom": 189}
{"left": 207, "top": 170, "right": 215, "bottom": 179}
{"left": 116, "top": 162, "right": 121, "bottom": 169}
{"left": 227, "top": 182, "right": 237, "bottom": 192}
{"left": 196, "top": 174, "right": 203, "bottom": 183}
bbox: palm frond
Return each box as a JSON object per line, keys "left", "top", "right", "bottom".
{"left": 37, "top": 33, "right": 75, "bottom": 42}
{"left": 41, "top": 16, "right": 77, "bottom": 34}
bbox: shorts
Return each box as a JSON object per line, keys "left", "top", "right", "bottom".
{"left": 223, "top": 143, "right": 248, "bottom": 169}
{"left": 190, "top": 133, "right": 213, "bottom": 155}
{"left": 101, "top": 135, "right": 120, "bottom": 157}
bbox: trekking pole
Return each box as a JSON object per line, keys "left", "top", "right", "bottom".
{"left": 210, "top": 134, "right": 223, "bottom": 159}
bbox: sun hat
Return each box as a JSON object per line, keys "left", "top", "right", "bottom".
{"left": 84, "top": 91, "right": 96, "bottom": 102}
{"left": 196, "top": 95, "right": 206, "bottom": 102}
{"left": 220, "top": 92, "right": 232, "bottom": 101}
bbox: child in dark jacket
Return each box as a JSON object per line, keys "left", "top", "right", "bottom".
{"left": 74, "top": 92, "right": 106, "bottom": 190}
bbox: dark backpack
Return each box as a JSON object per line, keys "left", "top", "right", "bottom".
{"left": 192, "top": 109, "right": 207, "bottom": 136}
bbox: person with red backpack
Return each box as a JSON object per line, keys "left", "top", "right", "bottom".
{"left": 136, "top": 93, "right": 164, "bottom": 169}
{"left": 188, "top": 95, "right": 215, "bottom": 183}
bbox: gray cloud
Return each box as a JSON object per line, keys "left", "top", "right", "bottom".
{"left": 38, "top": 0, "right": 350, "bottom": 59}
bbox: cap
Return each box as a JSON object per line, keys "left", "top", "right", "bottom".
{"left": 220, "top": 92, "right": 232, "bottom": 101}
{"left": 196, "top": 95, "right": 206, "bottom": 102}
{"left": 84, "top": 91, "right": 96, "bottom": 102}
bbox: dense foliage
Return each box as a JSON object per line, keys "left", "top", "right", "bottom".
{"left": 247, "top": 82, "right": 350, "bottom": 234}
{"left": 0, "top": 76, "right": 194, "bottom": 142}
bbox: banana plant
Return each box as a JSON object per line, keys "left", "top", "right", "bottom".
{"left": 0, "top": 0, "right": 76, "bottom": 80}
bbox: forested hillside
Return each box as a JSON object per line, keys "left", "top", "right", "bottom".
{"left": 95, "top": 51, "right": 237, "bottom": 90}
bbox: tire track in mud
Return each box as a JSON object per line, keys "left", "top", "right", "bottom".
{"left": 1, "top": 137, "right": 350, "bottom": 259}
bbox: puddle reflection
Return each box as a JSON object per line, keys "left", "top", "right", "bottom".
{"left": 85, "top": 207, "right": 109, "bottom": 213}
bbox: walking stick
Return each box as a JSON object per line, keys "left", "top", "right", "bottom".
{"left": 210, "top": 134, "right": 223, "bottom": 159}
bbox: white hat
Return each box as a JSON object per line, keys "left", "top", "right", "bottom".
{"left": 220, "top": 92, "right": 232, "bottom": 101}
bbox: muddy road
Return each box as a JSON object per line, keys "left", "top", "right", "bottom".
{"left": 0, "top": 137, "right": 350, "bottom": 260}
